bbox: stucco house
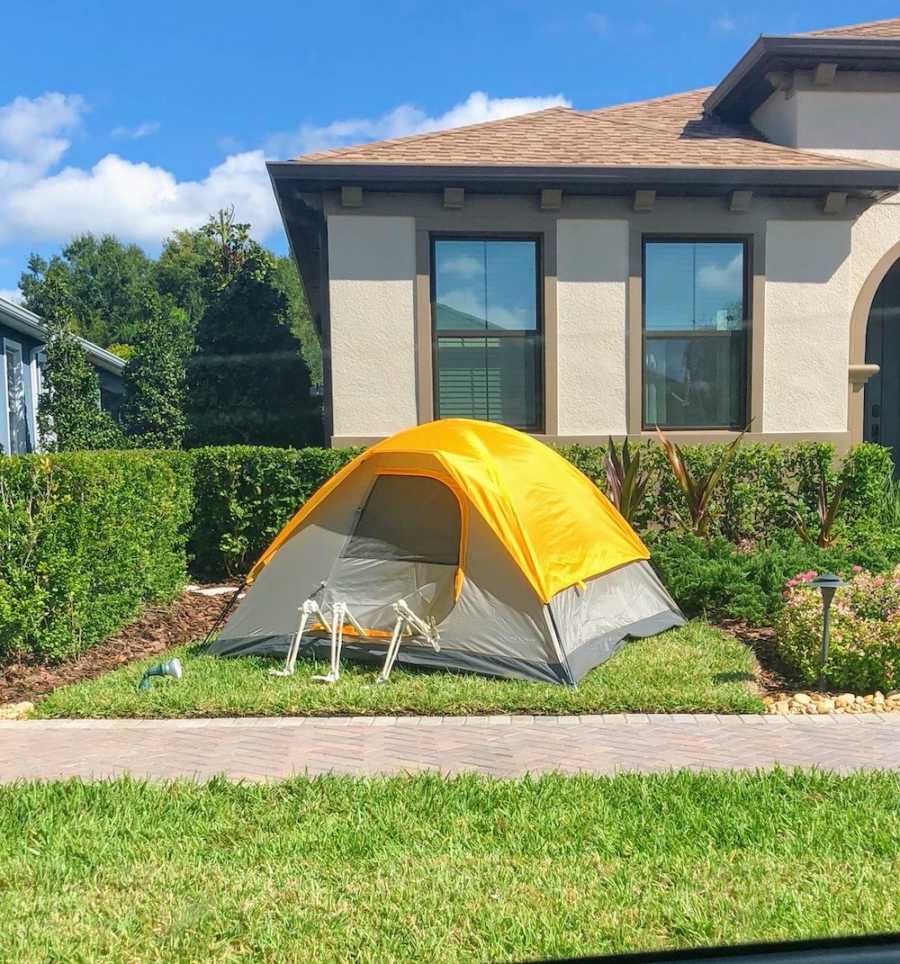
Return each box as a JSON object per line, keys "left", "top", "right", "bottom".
{"left": 0, "top": 296, "right": 125, "bottom": 454}
{"left": 268, "top": 17, "right": 900, "bottom": 470}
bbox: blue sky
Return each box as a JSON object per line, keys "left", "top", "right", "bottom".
{"left": 0, "top": 0, "right": 896, "bottom": 297}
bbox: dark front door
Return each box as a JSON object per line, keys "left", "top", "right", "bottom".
{"left": 864, "top": 259, "right": 900, "bottom": 475}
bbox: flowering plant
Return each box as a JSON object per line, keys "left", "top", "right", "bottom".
{"left": 775, "top": 565, "right": 900, "bottom": 691}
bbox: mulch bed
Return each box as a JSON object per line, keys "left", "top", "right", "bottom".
{"left": 0, "top": 588, "right": 237, "bottom": 705}
{"left": 717, "top": 619, "right": 802, "bottom": 694}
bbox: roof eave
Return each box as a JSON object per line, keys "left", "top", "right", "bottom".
{"left": 705, "top": 35, "right": 900, "bottom": 121}
{"left": 268, "top": 160, "right": 900, "bottom": 199}
{"left": 0, "top": 297, "right": 126, "bottom": 374}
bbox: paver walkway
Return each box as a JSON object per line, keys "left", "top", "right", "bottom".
{"left": 2, "top": 714, "right": 900, "bottom": 781}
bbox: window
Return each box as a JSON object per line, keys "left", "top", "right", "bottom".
{"left": 3, "top": 339, "right": 31, "bottom": 454}
{"left": 431, "top": 237, "right": 542, "bottom": 431}
{"left": 643, "top": 239, "right": 749, "bottom": 430}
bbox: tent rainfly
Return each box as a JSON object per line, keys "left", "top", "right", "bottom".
{"left": 208, "top": 419, "right": 684, "bottom": 686}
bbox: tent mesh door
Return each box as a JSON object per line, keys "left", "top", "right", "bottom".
{"left": 342, "top": 475, "right": 460, "bottom": 565}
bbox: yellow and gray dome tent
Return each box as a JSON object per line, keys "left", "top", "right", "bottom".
{"left": 208, "top": 419, "right": 684, "bottom": 685}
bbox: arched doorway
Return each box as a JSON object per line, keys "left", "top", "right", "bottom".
{"left": 864, "top": 259, "right": 900, "bottom": 474}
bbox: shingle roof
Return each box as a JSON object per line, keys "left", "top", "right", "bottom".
{"left": 801, "top": 17, "right": 900, "bottom": 38}
{"left": 295, "top": 96, "right": 885, "bottom": 171}
{"left": 288, "top": 19, "right": 900, "bottom": 175}
{"left": 588, "top": 87, "right": 763, "bottom": 140}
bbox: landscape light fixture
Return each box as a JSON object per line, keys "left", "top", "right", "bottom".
{"left": 137, "top": 657, "right": 183, "bottom": 691}
{"left": 809, "top": 574, "right": 845, "bottom": 690}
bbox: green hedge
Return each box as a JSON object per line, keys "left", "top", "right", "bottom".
{"left": 185, "top": 439, "right": 894, "bottom": 583}
{"left": 556, "top": 441, "right": 893, "bottom": 542}
{"left": 188, "top": 445, "right": 361, "bottom": 578}
{"left": 0, "top": 451, "right": 192, "bottom": 663}
{"left": 101, "top": 440, "right": 891, "bottom": 585}
{"left": 2, "top": 439, "right": 895, "bottom": 664}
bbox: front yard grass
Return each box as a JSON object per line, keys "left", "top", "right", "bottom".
{"left": 32, "top": 620, "right": 763, "bottom": 718}
{"left": 3, "top": 770, "right": 900, "bottom": 962}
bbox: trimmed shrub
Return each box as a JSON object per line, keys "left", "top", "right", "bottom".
{"left": 776, "top": 566, "right": 900, "bottom": 691}
{"left": 2, "top": 438, "right": 894, "bottom": 664}
{"left": 647, "top": 527, "right": 900, "bottom": 627}
{"left": 0, "top": 451, "right": 191, "bottom": 663}
{"left": 188, "top": 445, "right": 361, "bottom": 578}
{"left": 556, "top": 440, "right": 894, "bottom": 544}
{"left": 187, "top": 439, "right": 896, "bottom": 583}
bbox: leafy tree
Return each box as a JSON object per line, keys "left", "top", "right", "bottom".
{"left": 185, "top": 213, "right": 318, "bottom": 447}
{"left": 121, "top": 292, "right": 190, "bottom": 448}
{"left": 36, "top": 279, "right": 123, "bottom": 451}
{"left": 155, "top": 228, "right": 218, "bottom": 326}
{"left": 105, "top": 344, "right": 135, "bottom": 362}
{"left": 201, "top": 207, "right": 254, "bottom": 289}
{"left": 273, "top": 255, "right": 322, "bottom": 386}
{"left": 19, "top": 235, "right": 156, "bottom": 348}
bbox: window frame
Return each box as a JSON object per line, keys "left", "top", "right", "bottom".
{"left": 429, "top": 232, "right": 545, "bottom": 433}
{"left": 2, "top": 336, "right": 32, "bottom": 455}
{"left": 641, "top": 234, "right": 752, "bottom": 432}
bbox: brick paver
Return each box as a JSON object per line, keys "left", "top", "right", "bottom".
{"left": 2, "top": 714, "right": 900, "bottom": 782}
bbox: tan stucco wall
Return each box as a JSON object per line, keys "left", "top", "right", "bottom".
{"left": 750, "top": 90, "right": 799, "bottom": 148}
{"left": 327, "top": 214, "right": 417, "bottom": 437}
{"left": 764, "top": 220, "right": 851, "bottom": 433}
{"left": 321, "top": 190, "right": 900, "bottom": 448}
{"left": 751, "top": 74, "right": 900, "bottom": 167}
{"left": 556, "top": 219, "right": 629, "bottom": 435}
{"left": 750, "top": 76, "right": 900, "bottom": 443}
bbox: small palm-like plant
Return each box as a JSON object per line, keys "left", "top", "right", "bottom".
{"left": 795, "top": 473, "right": 847, "bottom": 549}
{"left": 603, "top": 437, "right": 652, "bottom": 524}
{"left": 880, "top": 474, "right": 900, "bottom": 530}
{"left": 655, "top": 425, "right": 747, "bottom": 537}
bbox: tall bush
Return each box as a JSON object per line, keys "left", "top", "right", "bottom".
{"left": 37, "top": 317, "right": 123, "bottom": 452}
{"left": 184, "top": 213, "right": 320, "bottom": 448}
{"left": 121, "top": 293, "right": 191, "bottom": 448}
{"left": 188, "top": 446, "right": 360, "bottom": 578}
{"left": 0, "top": 451, "right": 191, "bottom": 662}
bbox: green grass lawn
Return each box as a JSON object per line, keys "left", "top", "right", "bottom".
{"left": 3, "top": 771, "right": 900, "bottom": 962}
{"left": 32, "top": 620, "right": 763, "bottom": 718}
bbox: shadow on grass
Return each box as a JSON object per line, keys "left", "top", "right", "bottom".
{"left": 712, "top": 671, "right": 756, "bottom": 684}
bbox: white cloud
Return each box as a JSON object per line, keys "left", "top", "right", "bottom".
{"left": 711, "top": 15, "right": 737, "bottom": 33}
{"left": 697, "top": 252, "right": 742, "bottom": 291}
{"left": 0, "top": 89, "right": 570, "bottom": 256}
{"left": 440, "top": 254, "right": 483, "bottom": 279}
{"left": 0, "top": 93, "right": 279, "bottom": 246}
{"left": 0, "top": 93, "right": 86, "bottom": 190}
{"left": 4, "top": 150, "right": 280, "bottom": 245}
{"left": 438, "top": 287, "right": 529, "bottom": 331}
{"left": 0, "top": 287, "right": 23, "bottom": 304}
{"left": 266, "top": 90, "right": 571, "bottom": 158}
{"left": 111, "top": 120, "right": 160, "bottom": 139}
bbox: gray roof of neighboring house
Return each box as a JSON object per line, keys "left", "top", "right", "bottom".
{"left": 0, "top": 296, "right": 126, "bottom": 375}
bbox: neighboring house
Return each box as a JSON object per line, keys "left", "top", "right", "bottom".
{"left": 268, "top": 17, "right": 900, "bottom": 470}
{"left": 0, "top": 296, "right": 125, "bottom": 454}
